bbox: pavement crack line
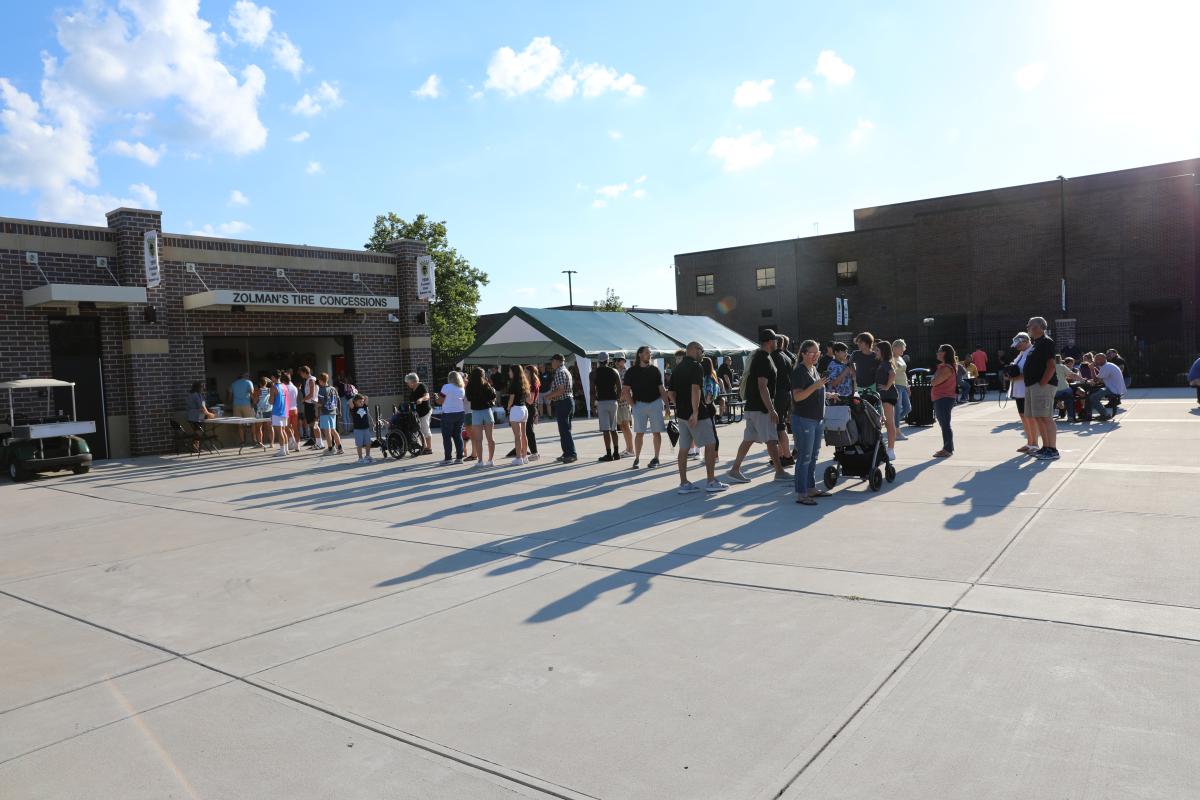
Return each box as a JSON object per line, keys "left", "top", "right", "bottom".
{"left": 0, "top": 587, "right": 594, "bottom": 800}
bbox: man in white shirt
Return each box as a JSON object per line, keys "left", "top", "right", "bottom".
{"left": 1087, "top": 353, "right": 1126, "bottom": 421}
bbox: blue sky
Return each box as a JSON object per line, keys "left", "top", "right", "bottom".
{"left": 2, "top": 1, "right": 1198, "bottom": 313}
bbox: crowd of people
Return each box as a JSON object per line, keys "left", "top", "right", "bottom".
{"left": 184, "top": 318, "right": 1193, "bottom": 501}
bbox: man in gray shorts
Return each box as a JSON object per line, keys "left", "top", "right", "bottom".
{"left": 669, "top": 341, "right": 727, "bottom": 493}
{"left": 726, "top": 329, "right": 790, "bottom": 484}
{"left": 1022, "top": 316, "right": 1060, "bottom": 460}
{"left": 592, "top": 352, "right": 623, "bottom": 462}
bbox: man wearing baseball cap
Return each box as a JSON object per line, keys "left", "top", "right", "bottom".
{"left": 542, "top": 353, "right": 577, "bottom": 463}
{"left": 612, "top": 352, "right": 635, "bottom": 456}
{"left": 1022, "top": 316, "right": 1059, "bottom": 459}
{"left": 1007, "top": 331, "right": 1040, "bottom": 454}
{"left": 725, "top": 328, "right": 790, "bottom": 485}
{"left": 592, "top": 352, "right": 623, "bottom": 462}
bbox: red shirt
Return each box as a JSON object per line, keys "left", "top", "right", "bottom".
{"left": 931, "top": 364, "right": 958, "bottom": 401}
{"left": 970, "top": 350, "right": 988, "bottom": 374}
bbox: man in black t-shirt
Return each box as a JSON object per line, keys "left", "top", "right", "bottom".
{"left": 1023, "top": 316, "right": 1059, "bottom": 459}
{"left": 405, "top": 373, "right": 433, "bottom": 453}
{"left": 851, "top": 332, "right": 879, "bottom": 390}
{"left": 592, "top": 352, "right": 623, "bottom": 462}
{"left": 817, "top": 343, "right": 835, "bottom": 374}
{"left": 771, "top": 335, "right": 796, "bottom": 466}
{"left": 669, "top": 341, "right": 725, "bottom": 493}
{"left": 725, "top": 329, "right": 788, "bottom": 485}
{"left": 622, "top": 348, "right": 668, "bottom": 469}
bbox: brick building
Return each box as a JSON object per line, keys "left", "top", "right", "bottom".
{"left": 675, "top": 159, "right": 1200, "bottom": 384}
{"left": 1, "top": 207, "right": 431, "bottom": 458}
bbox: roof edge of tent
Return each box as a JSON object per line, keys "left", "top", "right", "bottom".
{"left": 628, "top": 311, "right": 757, "bottom": 356}
{"left": 512, "top": 307, "right": 587, "bottom": 356}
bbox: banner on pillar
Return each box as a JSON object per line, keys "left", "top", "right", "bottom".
{"left": 416, "top": 255, "right": 435, "bottom": 300}
{"left": 143, "top": 230, "right": 161, "bottom": 289}
{"left": 835, "top": 298, "right": 844, "bottom": 326}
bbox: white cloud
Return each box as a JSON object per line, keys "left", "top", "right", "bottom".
{"left": 0, "top": 0, "right": 269, "bottom": 224}
{"left": 305, "top": 160, "right": 322, "bottom": 174}
{"left": 596, "top": 183, "right": 629, "bottom": 198}
{"left": 708, "top": 131, "right": 775, "bottom": 172}
{"left": 191, "top": 220, "right": 252, "bottom": 236}
{"left": 849, "top": 118, "right": 875, "bottom": 145}
{"left": 632, "top": 188, "right": 646, "bottom": 199}
{"left": 634, "top": 174, "right": 647, "bottom": 183}
{"left": 1014, "top": 62, "right": 1047, "bottom": 91}
{"left": 291, "top": 81, "right": 342, "bottom": 115}
{"left": 412, "top": 74, "right": 441, "bottom": 99}
{"left": 795, "top": 77, "right": 814, "bottom": 93}
{"left": 288, "top": 130, "right": 309, "bottom": 142}
{"left": 591, "top": 199, "right": 607, "bottom": 209}
{"left": 545, "top": 74, "right": 577, "bottom": 101}
{"left": 228, "top": 0, "right": 272, "bottom": 47}
{"left": 271, "top": 33, "right": 304, "bottom": 78}
{"left": 733, "top": 79, "right": 775, "bottom": 108}
{"left": 486, "top": 36, "right": 563, "bottom": 95}
{"left": 109, "top": 139, "right": 164, "bottom": 166}
{"left": 485, "top": 37, "right": 644, "bottom": 100}
{"left": 575, "top": 63, "right": 645, "bottom": 98}
{"left": 228, "top": 189, "right": 249, "bottom": 206}
{"left": 607, "top": 129, "right": 623, "bottom": 140}
{"left": 779, "top": 126, "right": 819, "bottom": 152}
{"left": 815, "top": 50, "right": 855, "bottom": 85}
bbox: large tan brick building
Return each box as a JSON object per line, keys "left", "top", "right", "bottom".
{"left": 675, "top": 159, "right": 1199, "bottom": 384}
{"left": 1, "top": 207, "right": 432, "bottom": 458}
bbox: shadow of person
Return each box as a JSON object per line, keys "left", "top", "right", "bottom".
{"left": 943, "top": 457, "right": 1050, "bottom": 530}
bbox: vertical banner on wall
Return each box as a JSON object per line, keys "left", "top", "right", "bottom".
{"left": 415, "top": 255, "right": 435, "bottom": 300}
{"left": 843, "top": 298, "right": 849, "bottom": 327}
{"left": 143, "top": 230, "right": 161, "bottom": 289}
{"left": 835, "top": 298, "right": 843, "bottom": 326}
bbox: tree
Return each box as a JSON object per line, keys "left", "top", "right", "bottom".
{"left": 593, "top": 288, "right": 624, "bottom": 312}
{"left": 366, "top": 213, "right": 489, "bottom": 366}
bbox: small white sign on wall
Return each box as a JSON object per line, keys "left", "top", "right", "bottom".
{"left": 416, "top": 255, "right": 435, "bottom": 300}
{"left": 143, "top": 230, "right": 161, "bottom": 289}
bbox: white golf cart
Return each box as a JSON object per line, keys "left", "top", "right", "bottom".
{"left": 0, "top": 379, "right": 96, "bottom": 481}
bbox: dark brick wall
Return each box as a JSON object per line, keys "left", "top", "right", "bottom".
{"left": 677, "top": 159, "right": 1200, "bottom": 373}
{"left": 1, "top": 210, "right": 431, "bottom": 456}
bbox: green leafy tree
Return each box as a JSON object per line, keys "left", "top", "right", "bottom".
{"left": 366, "top": 213, "right": 489, "bottom": 365}
{"left": 593, "top": 288, "right": 624, "bottom": 312}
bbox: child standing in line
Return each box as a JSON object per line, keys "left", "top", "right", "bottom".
{"left": 351, "top": 394, "right": 373, "bottom": 463}
{"left": 317, "top": 373, "right": 344, "bottom": 455}
{"left": 825, "top": 342, "right": 855, "bottom": 402}
{"left": 269, "top": 376, "right": 290, "bottom": 457}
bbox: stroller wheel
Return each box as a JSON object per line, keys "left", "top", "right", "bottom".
{"left": 823, "top": 465, "right": 838, "bottom": 490}
{"left": 884, "top": 463, "right": 896, "bottom": 483}
{"left": 869, "top": 468, "right": 883, "bottom": 492}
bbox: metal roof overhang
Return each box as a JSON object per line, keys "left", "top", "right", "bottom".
{"left": 23, "top": 284, "right": 147, "bottom": 309}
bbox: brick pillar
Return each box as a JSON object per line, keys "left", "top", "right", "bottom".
{"left": 106, "top": 207, "right": 174, "bottom": 455}
{"left": 382, "top": 239, "right": 433, "bottom": 382}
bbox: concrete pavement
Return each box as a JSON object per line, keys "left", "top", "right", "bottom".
{"left": 2, "top": 389, "right": 1198, "bottom": 798}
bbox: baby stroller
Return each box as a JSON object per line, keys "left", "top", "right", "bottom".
{"left": 822, "top": 391, "right": 895, "bottom": 492}
{"left": 384, "top": 403, "right": 424, "bottom": 460}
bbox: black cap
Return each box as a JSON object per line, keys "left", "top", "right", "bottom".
{"left": 758, "top": 328, "right": 777, "bottom": 343}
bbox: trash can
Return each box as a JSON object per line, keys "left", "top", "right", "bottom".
{"left": 907, "top": 369, "right": 934, "bottom": 426}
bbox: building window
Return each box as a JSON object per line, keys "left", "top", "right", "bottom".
{"left": 837, "top": 261, "right": 858, "bottom": 286}
{"left": 696, "top": 274, "right": 714, "bottom": 295}
{"left": 761, "top": 308, "right": 773, "bottom": 318}
{"left": 755, "top": 267, "right": 776, "bottom": 289}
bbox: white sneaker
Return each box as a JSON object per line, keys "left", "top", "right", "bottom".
{"left": 288, "top": 443, "right": 298, "bottom": 452}
{"left": 528, "top": 453, "right": 540, "bottom": 462}
{"left": 622, "top": 450, "right": 635, "bottom": 457}
{"left": 365, "top": 455, "right": 374, "bottom": 463}
{"left": 274, "top": 449, "right": 287, "bottom": 457}
{"left": 886, "top": 448, "right": 896, "bottom": 461}
{"left": 510, "top": 457, "right": 524, "bottom": 466}
{"left": 485, "top": 460, "right": 495, "bottom": 468}
{"left": 725, "top": 470, "right": 751, "bottom": 484}
{"left": 473, "top": 460, "right": 487, "bottom": 469}
{"left": 896, "top": 432, "right": 908, "bottom": 440}
{"left": 440, "top": 458, "right": 453, "bottom": 465}
{"left": 357, "top": 456, "right": 365, "bottom": 463}
{"left": 705, "top": 479, "right": 729, "bottom": 492}
{"left": 677, "top": 482, "right": 701, "bottom": 494}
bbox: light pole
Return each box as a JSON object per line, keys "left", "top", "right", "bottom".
{"left": 1057, "top": 175, "right": 1067, "bottom": 313}
{"left": 562, "top": 269, "right": 578, "bottom": 310}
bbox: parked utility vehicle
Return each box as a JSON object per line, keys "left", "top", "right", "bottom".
{"left": 0, "top": 379, "right": 95, "bottom": 481}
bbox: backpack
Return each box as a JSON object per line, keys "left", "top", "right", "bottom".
{"left": 322, "top": 387, "right": 338, "bottom": 414}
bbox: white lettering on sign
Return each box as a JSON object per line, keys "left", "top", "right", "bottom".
{"left": 143, "top": 230, "right": 161, "bottom": 289}
{"left": 416, "top": 255, "right": 435, "bottom": 301}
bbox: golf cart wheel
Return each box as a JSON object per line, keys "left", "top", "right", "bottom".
{"left": 72, "top": 465, "right": 90, "bottom": 475}
{"left": 869, "top": 468, "right": 883, "bottom": 492}
{"left": 884, "top": 463, "right": 896, "bottom": 483}
{"left": 823, "top": 465, "right": 838, "bottom": 490}
{"left": 386, "top": 432, "right": 406, "bottom": 459}
{"left": 8, "top": 462, "right": 29, "bottom": 482}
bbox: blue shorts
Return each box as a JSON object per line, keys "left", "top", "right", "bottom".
{"left": 353, "top": 429, "right": 372, "bottom": 447}
{"left": 470, "top": 408, "right": 494, "bottom": 426}
{"left": 319, "top": 414, "right": 336, "bottom": 430}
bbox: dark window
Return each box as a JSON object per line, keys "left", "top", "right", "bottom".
{"left": 761, "top": 308, "right": 773, "bottom": 318}
{"left": 755, "top": 267, "right": 775, "bottom": 289}
{"left": 696, "top": 274, "right": 714, "bottom": 295}
{"left": 836, "top": 261, "right": 858, "bottom": 286}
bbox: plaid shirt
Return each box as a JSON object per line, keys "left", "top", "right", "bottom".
{"left": 550, "top": 366, "right": 573, "bottom": 397}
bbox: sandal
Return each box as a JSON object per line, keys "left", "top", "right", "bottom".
{"left": 795, "top": 496, "right": 818, "bottom": 505}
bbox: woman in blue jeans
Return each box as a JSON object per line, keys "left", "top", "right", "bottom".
{"left": 790, "top": 339, "right": 831, "bottom": 505}
{"left": 930, "top": 344, "right": 958, "bottom": 458}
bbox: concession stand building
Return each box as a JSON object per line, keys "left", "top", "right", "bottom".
{"left": 1, "top": 207, "right": 432, "bottom": 459}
